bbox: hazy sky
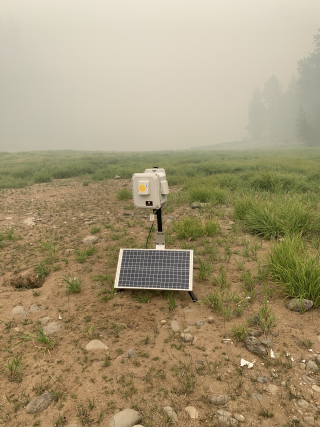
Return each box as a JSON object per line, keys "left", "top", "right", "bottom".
{"left": 1, "top": 1, "right": 320, "bottom": 151}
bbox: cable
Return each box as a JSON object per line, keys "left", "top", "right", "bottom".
{"left": 146, "top": 220, "right": 155, "bottom": 249}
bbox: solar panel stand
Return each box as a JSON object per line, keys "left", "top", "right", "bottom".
{"left": 154, "top": 208, "right": 165, "bottom": 250}
{"left": 188, "top": 291, "right": 198, "bottom": 302}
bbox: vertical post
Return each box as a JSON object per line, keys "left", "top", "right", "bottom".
{"left": 154, "top": 208, "right": 165, "bottom": 249}
{"left": 155, "top": 208, "right": 162, "bottom": 232}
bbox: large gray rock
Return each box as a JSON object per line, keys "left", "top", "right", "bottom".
{"left": 306, "top": 360, "right": 318, "bottom": 371}
{"left": 267, "top": 384, "right": 278, "bottom": 394}
{"left": 163, "top": 407, "right": 178, "bottom": 423}
{"left": 185, "top": 406, "right": 198, "bottom": 419}
{"left": 82, "top": 236, "right": 99, "bottom": 245}
{"left": 216, "top": 416, "right": 238, "bottom": 426}
{"left": 302, "top": 375, "right": 314, "bottom": 384}
{"left": 170, "top": 320, "right": 180, "bottom": 331}
{"left": 285, "top": 299, "right": 313, "bottom": 312}
{"left": 42, "top": 321, "right": 64, "bottom": 335}
{"left": 191, "top": 202, "right": 200, "bottom": 209}
{"left": 30, "top": 304, "right": 40, "bottom": 313}
{"left": 304, "top": 416, "right": 315, "bottom": 426}
{"left": 244, "top": 336, "right": 267, "bottom": 356}
{"left": 209, "top": 394, "right": 230, "bottom": 405}
{"left": 25, "top": 392, "right": 53, "bottom": 413}
{"left": 251, "top": 393, "right": 263, "bottom": 401}
{"left": 86, "top": 340, "right": 109, "bottom": 351}
{"left": 297, "top": 399, "right": 309, "bottom": 408}
{"left": 109, "top": 409, "right": 142, "bottom": 427}
{"left": 248, "top": 329, "right": 262, "bottom": 337}
{"left": 9, "top": 305, "right": 28, "bottom": 317}
{"left": 180, "top": 333, "right": 193, "bottom": 342}
{"left": 257, "top": 376, "right": 268, "bottom": 384}
{"left": 261, "top": 339, "right": 273, "bottom": 348}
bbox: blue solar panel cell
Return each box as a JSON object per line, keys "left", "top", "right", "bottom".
{"left": 115, "top": 249, "right": 193, "bottom": 291}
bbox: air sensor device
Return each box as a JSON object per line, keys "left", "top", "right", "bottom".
{"left": 132, "top": 167, "right": 169, "bottom": 210}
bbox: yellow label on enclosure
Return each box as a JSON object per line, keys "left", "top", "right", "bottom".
{"left": 139, "top": 184, "right": 146, "bottom": 192}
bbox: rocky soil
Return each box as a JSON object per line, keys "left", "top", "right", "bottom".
{"left": 1, "top": 178, "right": 320, "bottom": 427}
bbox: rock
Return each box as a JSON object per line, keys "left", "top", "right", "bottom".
{"left": 299, "top": 363, "right": 306, "bottom": 370}
{"left": 160, "top": 320, "right": 166, "bottom": 324}
{"left": 297, "top": 399, "right": 309, "bottom": 408}
{"left": 195, "top": 360, "right": 204, "bottom": 366}
{"left": 257, "top": 376, "right": 268, "bottom": 384}
{"left": 163, "top": 407, "right": 178, "bottom": 423}
{"left": 209, "top": 394, "right": 230, "bottom": 405}
{"left": 114, "top": 175, "right": 121, "bottom": 179}
{"left": 9, "top": 305, "right": 28, "bottom": 317}
{"left": 25, "top": 392, "right": 53, "bottom": 414}
{"left": 285, "top": 299, "right": 313, "bottom": 312}
{"left": 248, "top": 315, "right": 260, "bottom": 326}
{"left": 229, "top": 221, "right": 235, "bottom": 225}
{"left": 233, "top": 414, "right": 245, "bottom": 422}
{"left": 23, "top": 218, "right": 35, "bottom": 226}
{"left": 126, "top": 349, "right": 136, "bottom": 358}
{"left": 30, "top": 304, "right": 40, "bottom": 313}
{"left": 183, "top": 326, "right": 193, "bottom": 333}
{"left": 180, "top": 333, "right": 193, "bottom": 342}
{"left": 312, "top": 385, "right": 320, "bottom": 393}
{"left": 251, "top": 393, "right": 263, "bottom": 401}
{"left": 216, "top": 417, "right": 238, "bottom": 426}
{"left": 216, "top": 409, "right": 231, "bottom": 418}
{"left": 261, "top": 339, "right": 273, "bottom": 348}
{"left": 196, "top": 320, "right": 205, "bottom": 326}
{"left": 267, "top": 384, "right": 278, "bottom": 394}
{"left": 69, "top": 424, "right": 78, "bottom": 427}
{"left": 248, "top": 329, "right": 262, "bottom": 337}
{"left": 302, "top": 375, "right": 314, "bottom": 385}
{"left": 244, "top": 336, "right": 267, "bottom": 356}
{"left": 170, "top": 321, "right": 180, "bottom": 331}
{"left": 185, "top": 406, "right": 198, "bottom": 419}
{"left": 208, "top": 316, "right": 214, "bottom": 324}
{"left": 191, "top": 202, "right": 200, "bottom": 209}
{"left": 109, "top": 408, "right": 142, "bottom": 427}
{"left": 82, "top": 236, "right": 99, "bottom": 245}
{"left": 39, "top": 317, "right": 52, "bottom": 325}
{"left": 304, "top": 416, "right": 315, "bottom": 426}
{"left": 86, "top": 340, "right": 109, "bottom": 351}
{"left": 43, "top": 322, "right": 64, "bottom": 335}
{"left": 123, "top": 211, "right": 134, "bottom": 217}
{"left": 306, "top": 360, "right": 318, "bottom": 371}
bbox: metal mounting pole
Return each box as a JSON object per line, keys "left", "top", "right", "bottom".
{"left": 154, "top": 208, "right": 165, "bottom": 249}
{"left": 188, "top": 291, "right": 198, "bottom": 302}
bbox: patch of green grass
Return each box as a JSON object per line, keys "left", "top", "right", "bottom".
{"left": 90, "top": 225, "right": 100, "bottom": 234}
{"left": 7, "top": 356, "right": 24, "bottom": 382}
{"left": 188, "top": 186, "right": 226, "bottom": 204}
{"left": 19, "top": 327, "right": 55, "bottom": 350}
{"left": 116, "top": 188, "right": 132, "bottom": 200}
{"left": 173, "top": 217, "right": 219, "bottom": 240}
{"left": 62, "top": 276, "right": 82, "bottom": 293}
{"left": 268, "top": 235, "right": 320, "bottom": 307}
{"left": 234, "top": 196, "right": 319, "bottom": 239}
{"left": 231, "top": 324, "right": 247, "bottom": 342}
{"left": 34, "top": 262, "right": 50, "bottom": 281}
{"left": 75, "top": 246, "right": 97, "bottom": 263}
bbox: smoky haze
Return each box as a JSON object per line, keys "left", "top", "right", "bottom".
{"left": 1, "top": 1, "right": 319, "bottom": 152}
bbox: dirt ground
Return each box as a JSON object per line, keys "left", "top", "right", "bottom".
{"left": 1, "top": 178, "right": 320, "bottom": 427}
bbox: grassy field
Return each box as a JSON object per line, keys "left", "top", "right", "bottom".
{"left": 1, "top": 148, "right": 320, "bottom": 426}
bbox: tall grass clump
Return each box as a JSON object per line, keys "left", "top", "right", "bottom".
{"left": 116, "top": 188, "right": 132, "bottom": 200}
{"left": 188, "top": 186, "right": 226, "bottom": 204}
{"left": 234, "top": 196, "right": 318, "bottom": 239}
{"left": 173, "top": 217, "right": 219, "bottom": 240}
{"left": 268, "top": 235, "right": 320, "bottom": 307}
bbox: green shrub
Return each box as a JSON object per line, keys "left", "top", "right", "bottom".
{"left": 234, "top": 196, "right": 318, "bottom": 239}
{"left": 33, "top": 172, "right": 52, "bottom": 183}
{"left": 116, "top": 188, "right": 132, "bottom": 200}
{"left": 173, "top": 217, "right": 219, "bottom": 240}
{"left": 188, "top": 186, "right": 226, "bottom": 204}
{"left": 268, "top": 235, "right": 320, "bottom": 307}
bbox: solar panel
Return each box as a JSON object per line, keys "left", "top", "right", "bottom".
{"left": 115, "top": 249, "right": 193, "bottom": 291}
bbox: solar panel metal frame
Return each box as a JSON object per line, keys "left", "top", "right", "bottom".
{"left": 115, "top": 249, "right": 193, "bottom": 291}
